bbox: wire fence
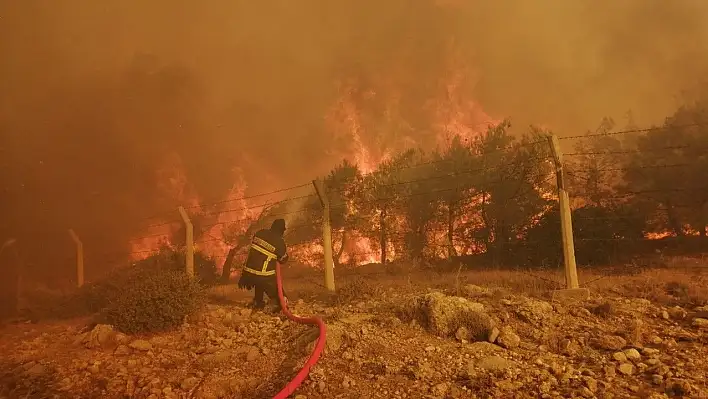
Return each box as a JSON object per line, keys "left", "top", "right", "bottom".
{"left": 10, "top": 122, "right": 708, "bottom": 290}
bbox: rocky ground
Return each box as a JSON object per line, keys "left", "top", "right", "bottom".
{"left": 1, "top": 267, "right": 708, "bottom": 399}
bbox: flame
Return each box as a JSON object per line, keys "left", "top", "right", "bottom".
{"left": 325, "top": 83, "right": 392, "bottom": 174}
{"left": 127, "top": 51, "right": 511, "bottom": 268}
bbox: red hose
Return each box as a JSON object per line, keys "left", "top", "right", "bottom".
{"left": 272, "top": 262, "right": 327, "bottom": 399}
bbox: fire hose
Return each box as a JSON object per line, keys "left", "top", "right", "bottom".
{"left": 272, "top": 262, "right": 327, "bottom": 399}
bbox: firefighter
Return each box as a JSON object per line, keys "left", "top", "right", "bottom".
{"left": 238, "top": 218, "right": 290, "bottom": 311}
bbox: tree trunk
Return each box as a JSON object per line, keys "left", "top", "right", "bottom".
{"left": 447, "top": 204, "right": 456, "bottom": 260}
{"left": 380, "top": 207, "right": 387, "bottom": 265}
{"left": 334, "top": 230, "right": 347, "bottom": 269}
{"left": 480, "top": 193, "right": 491, "bottom": 253}
{"left": 219, "top": 247, "right": 237, "bottom": 283}
{"left": 665, "top": 200, "right": 684, "bottom": 237}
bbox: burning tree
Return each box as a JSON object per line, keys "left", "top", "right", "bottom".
{"left": 622, "top": 104, "right": 708, "bottom": 238}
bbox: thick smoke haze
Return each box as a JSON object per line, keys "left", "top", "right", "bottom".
{"left": 2, "top": 0, "right": 707, "bottom": 280}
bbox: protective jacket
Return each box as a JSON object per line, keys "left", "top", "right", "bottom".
{"left": 242, "top": 228, "right": 289, "bottom": 277}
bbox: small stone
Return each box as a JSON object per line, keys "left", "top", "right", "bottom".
{"left": 590, "top": 335, "right": 626, "bottom": 351}
{"left": 114, "top": 345, "right": 131, "bottom": 356}
{"left": 580, "top": 387, "right": 594, "bottom": 398}
{"left": 181, "top": 377, "right": 199, "bottom": 390}
{"left": 646, "top": 358, "right": 660, "bottom": 366}
{"left": 129, "top": 340, "right": 152, "bottom": 351}
{"left": 246, "top": 347, "right": 259, "bottom": 362}
{"left": 623, "top": 348, "right": 641, "bottom": 361}
{"left": 692, "top": 318, "right": 708, "bottom": 328}
{"left": 651, "top": 374, "right": 663, "bottom": 385}
{"left": 641, "top": 348, "right": 659, "bottom": 356}
{"left": 612, "top": 352, "right": 627, "bottom": 362}
{"left": 455, "top": 327, "right": 470, "bottom": 342}
{"left": 432, "top": 382, "right": 449, "bottom": 396}
{"left": 617, "top": 363, "right": 634, "bottom": 375}
{"left": 669, "top": 306, "right": 687, "bottom": 320}
{"left": 497, "top": 328, "right": 521, "bottom": 349}
{"left": 487, "top": 327, "right": 500, "bottom": 343}
{"left": 661, "top": 311, "right": 669, "bottom": 319}
{"left": 583, "top": 377, "right": 598, "bottom": 393}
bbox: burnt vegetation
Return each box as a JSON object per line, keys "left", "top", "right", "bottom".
{"left": 259, "top": 104, "right": 708, "bottom": 272}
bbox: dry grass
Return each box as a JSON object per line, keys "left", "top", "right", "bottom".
{"left": 202, "top": 256, "right": 708, "bottom": 311}
{"left": 281, "top": 258, "right": 708, "bottom": 305}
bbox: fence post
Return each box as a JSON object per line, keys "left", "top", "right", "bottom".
{"left": 68, "top": 229, "right": 84, "bottom": 288}
{"left": 547, "top": 135, "right": 587, "bottom": 300}
{"left": 178, "top": 206, "right": 194, "bottom": 278}
{"left": 312, "top": 179, "right": 335, "bottom": 292}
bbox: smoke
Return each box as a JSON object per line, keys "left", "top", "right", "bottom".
{"left": 2, "top": 0, "right": 708, "bottom": 278}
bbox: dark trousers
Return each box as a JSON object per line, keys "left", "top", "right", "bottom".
{"left": 252, "top": 276, "right": 287, "bottom": 310}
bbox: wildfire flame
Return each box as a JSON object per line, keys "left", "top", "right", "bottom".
{"left": 127, "top": 57, "right": 509, "bottom": 269}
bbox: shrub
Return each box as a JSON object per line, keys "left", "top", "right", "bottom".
{"left": 133, "top": 247, "right": 220, "bottom": 286}
{"left": 100, "top": 268, "right": 206, "bottom": 334}
{"left": 336, "top": 277, "right": 381, "bottom": 303}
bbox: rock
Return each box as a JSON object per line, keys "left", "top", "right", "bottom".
{"left": 431, "top": 382, "right": 449, "bottom": 397}
{"left": 471, "top": 355, "right": 518, "bottom": 373}
{"left": 455, "top": 326, "right": 470, "bottom": 342}
{"left": 612, "top": 352, "right": 628, "bottom": 362}
{"left": 591, "top": 302, "right": 614, "bottom": 316}
{"left": 651, "top": 374, "right": 664, "bottom": 385}
{"left": 661, "top": 310, "right": 670, "bottom": 319}
{"left": 83, "top": 324, "right": 116, "bottom": 349}
{"left": 627, "top": 319, "right": 643, "bottom": 345}
{"left": 516, "top": 298, "right": 554, "bottom": 325}
{"left": 641, "top": 347, "right": 659, "bottom": 356}
{"left": 181, "top": 377, "right": 199, "bottom": 390}
{"left": 409, "top": 292, "right": 494, "bottom": 340}
{"left": 129, "top": 339, "right": 153, "bottom": 351}
{"left": 617, "top": 363, "right": 634, "bottom": 375}
{"left": 497, "top": 327, "right": 521, "bottom": 349}
{"left": 341, "top": 376, "right": 355, "bottom": 388}
{"left": 589, "top": 335, "right": 626, "bottom": 351}
{"left": 559, "top": 338, "right": 581, "bottom": 356}
{"left": 487, "top": 327, "right": 500, "bottom": 343}
{"left": 115, "top": 333, "right": 129, "bottom": 345}
{"left": 114, "top": 345, "right": 131, "bottom": 356}
{"left": 304, "top": 324, "right": 345, "bottom": 354}
{"left": 467, "top": 341, "right": 504, "bottom": 353}
{"left": 668, "top": 306, "right": 687, "bottom": 320}
{"left": 25, "top": 363, "right": 47, "bottom": 377}
{"left": 692, "top": 318, "right": 708, "bottom": 328}
{"left": 623, "top": 348, "right": 641, "bottom": 361}
{"left": 246, "top": 346, "right": 260, "bottom": 362}
{"left": 583, "top": 377, "right": 598, "bottom": 393}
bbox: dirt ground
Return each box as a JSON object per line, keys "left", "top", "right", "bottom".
{"left": 1, "top": 257, "right": 707, "bottom": 399}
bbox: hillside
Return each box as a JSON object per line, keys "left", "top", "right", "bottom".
{"left": 1, "top": 264, "right": 707, "bottom": 399}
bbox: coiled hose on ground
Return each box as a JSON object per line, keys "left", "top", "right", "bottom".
{"left": 272, "top": 262, "right": 327, "bottom": 399}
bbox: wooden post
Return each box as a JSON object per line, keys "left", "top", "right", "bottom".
{"left": 68, "top": 229, "right": 84, "bottom": 287}
{"left": 178, "top": 206, "right": 194, "bottom": 278}
{"left": 312, "top": 179, "right": 335, "bottom": 291}
{"left": 546, "top": 135, "right": 582, "bottom": 293}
